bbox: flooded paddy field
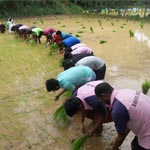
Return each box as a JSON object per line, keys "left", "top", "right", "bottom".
{"left": 0, "top": 15, "right": 150, "bottom": 150}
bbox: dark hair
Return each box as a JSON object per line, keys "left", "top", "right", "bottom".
{"left": 11, "top": 25, "right": 16, "bottom": 31}
{"left": 56, "top": 30, "right": 62, "bottom": 35}
{"left": 95, "top": 82, "right": 114, "bottom": 97}
{"left": 64, "top": 97, "right": 81, "bottom": 117}
{"left": 65, "top": 47, "right": 72, "bottom": 52}
{"left": 64, "top": 51, "right": 72, "bottom": 59}
{"left": 63, "top": 59, "right": 75, "bottom": 70}
{"left": 45, "top": 78, "right": 59, "bottom": 92}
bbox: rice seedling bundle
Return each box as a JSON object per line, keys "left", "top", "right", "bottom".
{"left": 71, "top": 134, "right": 88, "bottom": 150}
{"left": 129, "top": 29, "right": 134, "bottom": 37}
{"left": 99, "top": 40, "right": 107, "bottom": 44}
{"left": 90, "top": 27, "right": 94, "bottom": 33}
{"left": 142, "top": 80, "right": 150, "bottom": 94}
{"left": 53, "top": 104, "right": 67, "bottom": 127}
{"left": 49, "top": 44, "right": 58, "bottom": 55}
{"left": 64, "top": 90, "right": 73, "bottom": 98}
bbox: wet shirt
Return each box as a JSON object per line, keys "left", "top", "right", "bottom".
{"left": 57, "top": 66, "right": 96, "bottom": 91}
{"left": 63, "top": 36, "right": 80, "bottom": 48}
{"left": 74, "top": 80, "right": 107, "bottom": 115}
{"left": 71, "top": 43, "right": 87, "bottom": 50}
{"left": 61, "top": 33, "right": 72, "bottom": 39}
{"left": 75, "top": 56, "right": 105, "bottom": 70}
{"left": 111, "top": 89, "right": 150, "bottom": 149}
{"left": 32, "top": 28, "right": 43, "bottom": 36}
{"left": 19, "top": 25, "right": 30, "bottom": 30}
{"left": 43, "top": 28, "right": 56, "bottom": 36}
{"left": 71, "top": 46, "right": 93, "bottom": 55}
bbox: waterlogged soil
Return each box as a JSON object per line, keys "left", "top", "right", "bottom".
{"left": 0, "top": 15, "right": 150, "bottom": 150}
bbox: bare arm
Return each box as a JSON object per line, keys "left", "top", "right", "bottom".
{"left": 55, "top": 89, "right": 67, "bottom": 101}
{"left": 80, "top": 110, "right": 86, "bottom": 133}
{"left": 112, "top": 128, "right": 130, "bottom": 150}
{"left": 87, "top": 115, "right": 105, "bottom": 136}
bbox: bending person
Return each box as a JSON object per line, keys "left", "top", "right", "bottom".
{"left": 45, "top": 66, "right": 96, "bottom": 101}
{"left": 64, "top": 80, "right": 112, "bottom": 136}
{"left": 95, "top": 82, "right": 150, "bottom": 150}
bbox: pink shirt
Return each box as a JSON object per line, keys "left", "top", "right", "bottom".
{"left": 77, "top": 80, "right": 104, "bottom": 110}
{"left": 19, "top": 25, "right": 30, "bottom": 30}
{"left": 111, "top": 89, "right": 150, "bottom": 149}
{"left": 71, "top": 46, "right": 93, "bottom": 55}
{"left": 43, "top": 28, "right": 56, "bottom": 36}
{"left": 71, "top": 43, "right": 87, "bottom": 50}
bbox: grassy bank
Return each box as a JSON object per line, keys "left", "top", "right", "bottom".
{"left": 0, "top": 1, "right": 83, "bottom": 18}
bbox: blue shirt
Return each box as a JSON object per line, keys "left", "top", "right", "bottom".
{"left": 57, "top": 66, "right": 96, "bottom": 91}
{"left": 62, "top": 33, "right": 72, "bottom": 39}
{"left": 63, "top": 36, "right": 80, "bottom": 48}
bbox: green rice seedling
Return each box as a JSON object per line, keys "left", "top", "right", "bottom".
{"left": 111, "top": 22, "right": 114, "bottom": 26}
{"left": 76, "top": 21, "right": 79, "bottom": 23}
{"left": 99, "top": 40, "right": 107, "bottom": 44}
{"left": 90, "top": 27, "right": 94, "bottom": 33}
{"left": 98, "top": 20, "right": 102, "bottom": 26}
{"left": 77, "top": 30, "right": 84, "bottom": 34}
{"left": 39, "top": 18, "right": 44, "bottom": 24}
{"left": 31, "top": 40, "right": 36, "bottom": 47}
{"left": 82, "top": 26, "right": 86, "bottom": 29}
{"left": 63, "top": 90, "right": 73, "bottom": 98}
{"left": 129, "top": 29, "right": 134, "bottom": 37}
{"left": 62, "top": 25, "right": 66, "bottom": 28}
{"left": 75, "top": 34, "right": 80, "bottom": 37}
{"left": 140, "top": 20, "right": 145, "bottom": 29}
{"left": 71, "top": 134, "right": 88, "bottom": 150}
{"left": 33, "top": 21, "right": 37, "bottom": 24}
{"left": 120, "top": 26, "right": 124, "bottom": 29}
{"left": 142, "top": 80, "right": 150, "bottom": 94}
{"left": 49, "top": 44, "right": 58, "bottom": 55}
{"left": 57, "top": 21, "right": 61, "bottom": 24}
{"left": 112, "top": 30, "right": 116, "bottom": 32}
{"left": 53, "top": 104, "right": 68, "bottom": 127}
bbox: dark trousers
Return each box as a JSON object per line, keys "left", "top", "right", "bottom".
{"left": 95, "top": 64, "right": 106, "bottom": 80}
{"left": 131, "top": 136, "right": 150, "bottom": 150}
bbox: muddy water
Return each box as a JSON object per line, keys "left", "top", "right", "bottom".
{"left": 0, "top": 15, "right": 150, "bottom": 150}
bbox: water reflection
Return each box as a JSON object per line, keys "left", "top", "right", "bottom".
{"left": 134, "top": 30, "right": 150, "bottom": 48}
